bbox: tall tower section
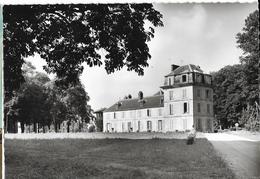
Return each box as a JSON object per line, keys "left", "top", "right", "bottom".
{"left": 161, "top": 64, "right": 213, "bottom": 132}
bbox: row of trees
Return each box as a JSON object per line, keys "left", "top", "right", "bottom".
{"left": 5, "top": 61, "right": 93, "bottom": 133}
{"left": 212, "top": 10, "right": 259, "bottom": 131}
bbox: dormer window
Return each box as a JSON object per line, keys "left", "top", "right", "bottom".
{"left": 182, "top": 75, "right": 187, "bottom": 82}
{"left": 168, "top": 77, "right": 172, "bottom": 85}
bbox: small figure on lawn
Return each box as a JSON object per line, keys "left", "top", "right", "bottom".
{"left": 187, "top": 125, "right": 196, "bottom": 145}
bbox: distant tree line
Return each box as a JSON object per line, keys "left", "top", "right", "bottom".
{"left": 4, "top": 61, "right": 94, "bottom": 133}
{"left": 212, "top": 10, "right": 259, "bottom": 131}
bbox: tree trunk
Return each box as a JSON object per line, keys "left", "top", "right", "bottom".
{"left": 54, "top": 122, "right": 58, "bottom": 133}
{"left": 33, "top": 122, "right": 37, "bottom": 133}
{"left": 67, "top": 123, "right": 70, "bottom": 133}
{"left": 5, "top": 114, "right": 9, "bottom": 133}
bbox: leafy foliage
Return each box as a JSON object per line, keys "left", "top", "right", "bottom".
{"left": 240, "top": 103, "right": 260, "bottom": 131}
{"left": 212, "top": 65, "right": 245, "bottom": 128}
{"left": 3, "top": 4, "right": 163, "bottom": 97}
{"left": 212, "top": 10, "right": 259, "bottom": 130}
{"left": 4, "top": 62, "right": 93, "bottom": 133}
{"left": 236, "top": 10, "right": 259, "bottom": 105}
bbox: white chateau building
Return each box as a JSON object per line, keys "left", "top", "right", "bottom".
{"left": 103, "top": 64, "right": 214, "bottom": 133}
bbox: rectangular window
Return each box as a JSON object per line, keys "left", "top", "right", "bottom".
{"left": 184, "top": 102, "right": 188, "bottom": 113}
{"left": 121, "top": 112, "right": 124, "bottom": 118}
{"left": 169, "top": 91, "right": 173, "bottom": 100}
{"left": 158, "top": 108, "right": 162, "bottom": 116}
{"left": 138, "top": 121, "right": 141, "bottom": 131}
{"left": 182, "top": 89, "right": 187, "bottom": 98}
{"left": 197, "top": 103, "right": 201, "bottom": 113}
{"left": 197, "top": 89, "right": 201, "bottom": 97}
{"left": 207, "top": 104, "right": 210, "bottom": 114}
{"left": 182, "top": 75, "right": 187, "bottom": 82}
{"left": 168, "top": 78, "right": 172, "bottom": 85}
{"left": 206, "top": 90, "right": 210, "bottom": 99}
{"left": 147, "top": 109, "right": 151, "bottom": 117}
{"left": 147, "top": 121, "right": 152, "bottom": 131}
{"left": 158, "top": 120, "right": 162, "bottom": 131}
{"left": 169, "top": 104, "right": 173, "bottom": 115}
{"left": 122, "top": 123, "right": 125, "bottom": 132}
{"left": 113, "top": 112, "right": 116, "bottom": 119}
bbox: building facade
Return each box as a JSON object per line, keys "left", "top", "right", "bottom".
{"left": 103, "top": 64, "right": 214, "bottom": 133}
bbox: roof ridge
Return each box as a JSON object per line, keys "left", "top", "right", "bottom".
{"left": 119, "top": 94, "right": 163, "bottom": 102}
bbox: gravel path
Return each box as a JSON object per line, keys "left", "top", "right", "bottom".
{"left": 205, "top": 133, "right": 260, "bottom": 179}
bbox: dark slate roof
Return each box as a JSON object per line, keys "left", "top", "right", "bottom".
{"left": 165, "top": 64, "right": 204, "bottom": 77}
{"left": 104, "top": 95, "right": 164, "bottom": 112}
{"left": 94, "top": 108, "right": 107, "bottom": 113}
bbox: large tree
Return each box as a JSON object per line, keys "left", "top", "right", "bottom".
{"left": 212, "top": 65, "right": 245, "bottom": 128}
{"left": 4, "top": 62, "right": 52, "bottom": 133}
{"left": 4, "top": 4, "right": 163, "bottom": 97}
{"left": 236, "top": 10, "right": 259, "bottom": 105}
{"left": 63, "top": 84, "right": 91, "bottom": 132}
{"left": 212, "top": 10, "right": 259, "bottom": 130}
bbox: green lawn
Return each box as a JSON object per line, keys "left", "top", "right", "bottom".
{"left": 5, "top": 139, "right": 235, "bottom": 179}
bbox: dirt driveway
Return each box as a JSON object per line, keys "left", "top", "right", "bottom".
{"left": 205, "top": 133, "right": 260, "bottom": 179}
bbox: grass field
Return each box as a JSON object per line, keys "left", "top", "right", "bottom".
{"left": 5, "top": 139, "right": 235, "bottom": 179}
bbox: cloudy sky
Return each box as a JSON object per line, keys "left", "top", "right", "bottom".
{"left": 27, "top": 3, "right": 257, "bottom": 111}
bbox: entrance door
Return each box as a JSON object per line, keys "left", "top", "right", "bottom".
{"left": 158, "top": 120, "right": 162, "bottom": 132}
{"left": 138, "top": 121, "right": 141, "bottom": 132}
{"left": 106, "top": 123, "right": 111, "bottom": 132}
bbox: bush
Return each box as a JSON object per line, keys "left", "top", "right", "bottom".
{"left": 187, "top": 136, "right": 194, "bottom": 145}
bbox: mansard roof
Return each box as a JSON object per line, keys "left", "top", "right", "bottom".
{"left": 104, "top": 95, "right": 164, "bottom": 112}
{"left": 165, "top": 64, "right": 203, "bottom": 77}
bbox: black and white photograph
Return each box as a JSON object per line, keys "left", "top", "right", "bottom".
{"left": 2, "top": 1, "right": 260, "bottom": 179}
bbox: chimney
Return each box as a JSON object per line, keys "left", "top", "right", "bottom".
{"left": 171, "top": 64, "right": 179, "bottom": 71}
{"left": 116, "top": 102, "right": 122, "bottom": 109}
{"left": 138, "top": 91, "right": 143, "bottom": 100}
